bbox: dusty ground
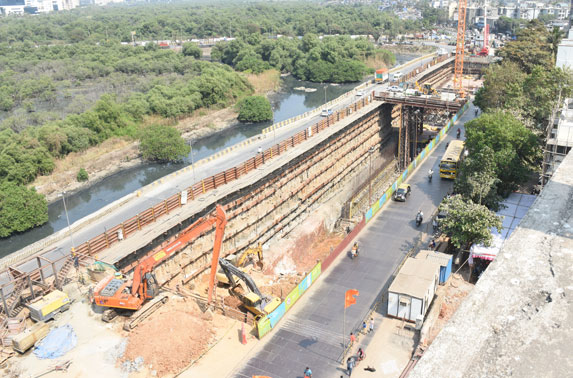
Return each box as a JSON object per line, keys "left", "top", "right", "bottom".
{"left": 5, "top": 298, "right": 126, "bottom": 378}
{"left": 121, "top": 297, "right": 218, "bottom": 377}
{"left": 426, "top": 274, "right": 474, "bottom": 346}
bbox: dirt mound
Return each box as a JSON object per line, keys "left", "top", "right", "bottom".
{"left": 122, "top": 298, "right": 214, "bottom": 376}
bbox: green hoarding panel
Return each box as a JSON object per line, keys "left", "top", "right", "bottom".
{"left": 310, "top": 262, "right": 321, "bottom": 282}
{"left": 284, "top": 286, "right": 300, "bottom": 312}
{"left": 257, "top": 316, "right": 272, "bottom": 338}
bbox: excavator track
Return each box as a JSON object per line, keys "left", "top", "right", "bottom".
{"left": 123, "top": 294, "right": 169, "bottom": 331}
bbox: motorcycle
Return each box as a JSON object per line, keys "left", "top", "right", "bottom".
{"left": 351, "top": 246, "right": 359, "bottom": 259}
{"left": 416, "top": 213, "right": 423, "bottom": 227}
{"left": 428, "top": 170, "right": 433, "bottom": 182}
{"left": 456, "top": 129, "right": 461, "bottom": 139}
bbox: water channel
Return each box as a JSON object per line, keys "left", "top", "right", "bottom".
{"left": 0, "top": 54, "right": 419, "bottom": 257}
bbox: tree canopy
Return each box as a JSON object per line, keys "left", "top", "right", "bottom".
{"left": 138, "top": 124, "right": 190, "bottom": 162}
{"left": 237, "top": 96, "right": 273, "bottom": 122}
{"left": 463, "top": 111, "right": 539, "bottom": 195}
{"left": 438, "top": 195, "right": 502, "bottom": 249}
{"left": 0, "top": 181, "right": 48, "bottom": 238}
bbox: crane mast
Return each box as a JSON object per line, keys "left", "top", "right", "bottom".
{"left": 454, "top": 0, "right": 467, "bottom": 96}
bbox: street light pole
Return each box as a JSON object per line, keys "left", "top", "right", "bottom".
{"left": 61, "top": 191, "right": 75, "bottom": 253}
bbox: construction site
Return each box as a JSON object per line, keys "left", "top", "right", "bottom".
{"left": 0, "top": 49, "right": 489, "bottom": 377}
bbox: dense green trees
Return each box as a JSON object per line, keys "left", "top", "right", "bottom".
{"left": 213, "top": 34, "right": 394, "bottom": 82}
{"left": 477, "top": 20, "right": 572, "bottom": 133}
{"left": 0, "top": 3, "right": 426, "bottom": 44}
{"left": 0, "top": 182, "right": 48, "bottom": 238}
{"left": 139, "top": 125, "right": 190, "bottom": 162}
{"left": 182, "top": 43, "right": 202, "bottom": 59}
{"left": 237, "top": 96, "right": 273, "bottom": 122}
{"left": 461, "top": 111, "right": 539, "bottom": 197}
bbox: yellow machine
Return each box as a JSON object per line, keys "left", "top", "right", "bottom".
{"left": 216, "top": 243, "right": 263, "bottom": 284}
{"left": 218, "top": 258, "right": 280, "bottom": 317}
{"left": 415, "top": 81, "right": 439, "bottom": 96}
{"left": 25, "top": 290, "right": 71, "bottom": 322}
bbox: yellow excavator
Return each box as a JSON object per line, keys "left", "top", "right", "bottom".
{"left": 415, "top": 81, "right": 439, "bottom": 96}
{"left": 216, "top": 243, "right": 263, "bottom": 284}
{"left": 217, "top": 258, "right": 280, "bottom": 317}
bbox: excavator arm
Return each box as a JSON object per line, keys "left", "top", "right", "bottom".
{"left": 130, "top": 204, "right": 227, "bottom": 299}
{"left": 218, "top": 258, "right": 264, "bottom": 298}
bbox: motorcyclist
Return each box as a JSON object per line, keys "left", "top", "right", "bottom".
{"left": 351, "top": 242, "right": 359, "bottom": 258}
{"left": 456, "top": 128, "right": 461, "bottom": 139}
{"left": 428, "top": 168, "right": 433, "bottom": 181}
{"left": 416, "top": 210, "right": 423, "bottom": 226}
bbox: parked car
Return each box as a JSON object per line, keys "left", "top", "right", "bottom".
{"left": 388, "top": 86, "right": 403, "bottom": 92}
{"left": 321, "top": 108, "right": 333, "bottom": 117}
{"left": 393, "top": 183, "right": 411, "bottom": 202}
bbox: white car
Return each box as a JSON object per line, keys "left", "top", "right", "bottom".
{"left": 356, "top": 90, "right": 364, "bottom": 97}
{"left": 321, "top": 109, "right": 333, "bottom": 117}
{"left": 388, "top": 86, "right": 403, "bottom": 92}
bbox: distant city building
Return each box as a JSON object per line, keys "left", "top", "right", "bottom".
{"left": 1, "top": 0, "right": 119, "bottom": 15}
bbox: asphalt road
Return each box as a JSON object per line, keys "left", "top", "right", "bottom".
{"left": 2, "top": 54, "right": 440, "bottom": 282}
{"left": 233, "top": 103, "right": 476, "bottom": 378}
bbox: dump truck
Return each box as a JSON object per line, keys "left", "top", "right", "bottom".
{"left": 375, "top": 68, "right": 389, "bottom": 83}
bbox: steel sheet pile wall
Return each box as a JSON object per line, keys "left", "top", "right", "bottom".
{"left": 67, "top": 96, "right": 373, "bottom": 260}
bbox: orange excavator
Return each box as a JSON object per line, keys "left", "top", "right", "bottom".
{"left": 91, "top": 204, "right": 227, "bottom": 329}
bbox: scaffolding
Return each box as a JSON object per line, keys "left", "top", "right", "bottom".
{"left": 541, "top": 97, "right": 573, "bottom": 187}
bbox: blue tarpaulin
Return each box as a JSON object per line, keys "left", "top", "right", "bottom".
{"left": 34, "top": 324, "right": 77, "bottom": 359}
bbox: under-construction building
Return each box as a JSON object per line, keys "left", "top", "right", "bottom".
{"left": 542, "top": 98, "right": 573, "bottom": 185}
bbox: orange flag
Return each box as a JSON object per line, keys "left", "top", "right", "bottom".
{"left": 345, "top": 289, "right": 359, "bottom": 309}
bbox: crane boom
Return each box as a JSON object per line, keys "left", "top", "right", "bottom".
{"left": 454, "top": 0, "right": 467, "bottom": 95}
{"left": 131, "top": 204, "right": 227, "bottom": 297}
{"left": 93, "top": 204, "right": 226, "bottom": 312}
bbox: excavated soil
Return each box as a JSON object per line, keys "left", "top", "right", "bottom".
{"left": 122, "top": 298, "right": 215, "bottom": 376}
{"left": 428, "top": 274, "right": 473, "bottom": 344}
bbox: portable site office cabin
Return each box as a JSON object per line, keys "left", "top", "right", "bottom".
{"left": 416, "top": 250, "right": 452, "bottom": 285}
{"left": 387, "top": 257, "right": 440, "bottom": 322}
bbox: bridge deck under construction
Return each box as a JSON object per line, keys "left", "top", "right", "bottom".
{"left": 374, "top": 92, "right": 465, "bottom": 112}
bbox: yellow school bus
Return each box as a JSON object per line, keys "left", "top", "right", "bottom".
{"left": 439, "top": 140, "right": 465, "bottom": 179}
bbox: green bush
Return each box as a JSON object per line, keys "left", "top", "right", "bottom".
{"left": 77, "top": 168, "right": 89, "bottom": 182}
{"left": 237, "top": 96, "right": 273, "bottom": 122}
{"left": 139, "top": 124, "right": 190, "bottom": 162}
{"left": 0, "top": 181, "right": 48, "bottom": 237}
{"left": 182, "top": 42, "right": 202, "bottom": 59}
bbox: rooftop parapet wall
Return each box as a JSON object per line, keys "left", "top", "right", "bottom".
{"left": 410, "top": 152, "right": 573, "bottom": 377}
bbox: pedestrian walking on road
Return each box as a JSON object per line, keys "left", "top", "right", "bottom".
{"left": 369, "top": 318, "right": 374, "bottom": 333}
{"left": 347, "top": 357, "right": 356, "bottom": 376}
{"left": 303, "top": 366, "right": 312, "bottom": 378}
{"left": 362, "top": 321, "right": 367, "bottom": 334}
{"left": 350, "top": 332, "right": 356, "bottom": 346}
{"left": 432, "top": 218, "right": 438, "bottom": 232}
